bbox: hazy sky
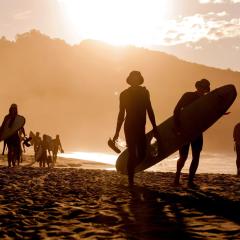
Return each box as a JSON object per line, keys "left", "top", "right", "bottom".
{"left": 0, "top": 0, "right": 240, "bottom": 70}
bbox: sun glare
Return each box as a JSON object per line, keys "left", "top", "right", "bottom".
{"left": 60, "top": 152, "right": 117, "bottom": 165}
{"left": 58, "top": 0, "right": 169, "bottom": 46}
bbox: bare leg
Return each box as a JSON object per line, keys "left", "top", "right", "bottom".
{"left": 7, "top": 146, "right": 14, "bottom": 167}
{"left": 174, "top": 144, "right": 189, "bottom": 186}
{"left": 127, "top": 147, "right": 136, "bottom": 186}
{"left": 236, "top": 155, "right": 240, "bottom": 176}
{"left": 7, "top": 151, "right": 12, "bottom": 167}
{"left": 174, "top": 155, "right": 188, "bottom": 186}
{"left": 12, "top": 156, "right": 16, "bottom": 166}
{"left": 188, "top": 150, "right": 201, "bottom": 185}
{"left": 236, "top": 145, "right": 240, "bottom": 176}
{"left": 237, "top": 160, "right": 240, "bottom": 176}
{"left": 52, "top": 154, "right": 57, "bottom": 166}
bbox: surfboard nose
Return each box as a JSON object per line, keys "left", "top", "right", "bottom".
{"left": 222, "top": 84, "right": 237, "bottom": 103}
{"left": 216, "top": 84, "right": 237, "bottom": 111}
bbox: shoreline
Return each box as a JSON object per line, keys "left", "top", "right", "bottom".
{"left": 0, "top": 154, "right": 114, "bottom": 170}
{"left": 0, "top": 152, "right": 238, "bottom": 174}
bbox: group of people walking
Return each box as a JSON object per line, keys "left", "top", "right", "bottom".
{"left": 30, "top": 131, "right": 64, "bottom": 167}
{"left": 0, "top": 104, "right": 64, "bottom": 168}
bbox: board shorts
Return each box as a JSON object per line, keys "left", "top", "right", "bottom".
{"left": 179, "top": 134, "right": 203, "bottom": 157}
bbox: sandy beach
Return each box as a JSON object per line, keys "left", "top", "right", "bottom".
{"left": 0, "top": 156, "right": 240, "bottom": 239}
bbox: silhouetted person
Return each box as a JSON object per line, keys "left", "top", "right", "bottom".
{"left": 18, "top": 128, "right": 25, "bottom": 164}
{"left": 52, "top": 134, "right": 64, "bottom": 164}
{"left": 113, "top": 71, "right": 159, "bottom": 186}
{"left": 173, "top": 79, "right": 210, "bottom": 188}
{"left": 233, "top": 123, "right": 240, "bottom": 175}
{"left": 33, "top": 131, "right": 42, "bottom": 161}
{"left": 38, "top": 134, "right": 52, "bottom": 167}
{"left": 0, "top": 104, "right": 26, "bottom": 167}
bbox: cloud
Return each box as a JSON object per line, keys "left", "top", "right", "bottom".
{"left": 199, "top": 0, "right": 240, "bottom": 4}
{"left": 13, "top": 10, "right": 32, "bottom": 20}
{"left": 199, "top": 0, "right": 240, "bottom": 3}
{"left": 216, "top": 11, "right": 227, "bottom": 16}
{"left": 199, "top": 0, "right": 225, "bottom": 3}
{"left": 160, "top": 12, "right": 240, "bottom": 45}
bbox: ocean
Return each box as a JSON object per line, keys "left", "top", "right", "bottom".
{"left": 60, "top": 151, "right": 237, "bottom": 175}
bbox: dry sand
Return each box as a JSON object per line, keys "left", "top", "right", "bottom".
{"left": 0, "top": 156, "right": 240, "bottom": 239}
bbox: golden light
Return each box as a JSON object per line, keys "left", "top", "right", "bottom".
{"left": 58, "top": 0, "right": 170, "bottom": 46}
{"left": 60, "top": 152, "right": 117, "bottom": 165}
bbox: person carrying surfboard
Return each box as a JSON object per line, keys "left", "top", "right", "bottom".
{"left": 112, "top": 71, "right": 159, "bottom": 186}
{"left": 33, "top": 131, "right": 42, "bottom": 161}
{"left": 0, "top": 104, "right": 26, "bottom": 167}
{"left": 38, "top": 134, "right": 53, "bottom": 167}
{"left": 52, "top": 134, "right": 64, "bottom": 164}
{"left": 173, "top": 79, "right": 210, "bottom": 188}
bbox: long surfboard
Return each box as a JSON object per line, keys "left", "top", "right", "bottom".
{"left": 0, "top": 115, "right": 25, "bottom": 141}
{"left": 116, "top": 84, "right": 237, "bottom": 175}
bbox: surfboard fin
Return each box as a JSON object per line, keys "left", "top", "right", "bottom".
{"left": 108, "top": 138, "right": 121, "bottom": 154}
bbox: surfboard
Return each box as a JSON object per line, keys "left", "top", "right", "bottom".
{"left": 0, "top": 115, "right": 25, "bottom": 141}
{"left": 116, "top": 84, "right": 237, "bottom": 175}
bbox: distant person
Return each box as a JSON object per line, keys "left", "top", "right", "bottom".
{"left": 233, "top": 123, "right": 240, "bottom": 176}
{"left": 113, "top": 71, "right": 159, "bottom": 186}
{"left": 173, "top": 79, "right": 210, "bottom": 188}
{"left": 38, "top": 134, "right": 52, "bottom": 167}
{"left": 20, "top": 133, "right": 25, "bottom": 154}
{"left": 52, "top": 134, "right": 64, "bottom": 164}
{"left": 18, "top": 128, "right": 26, "bottom": 164}
{"left": 0, "top": 104, "right": 26, "bottom": 167}
{"left": 33, "top": 132, "right": 42, "bottom": 161}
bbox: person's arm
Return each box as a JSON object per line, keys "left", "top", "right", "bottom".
{"left": 22, "top": 127, "right": 26, "bottom": 136}
{"left": 234, "top": 125, "right": 240, "bottom": 152}
{"left": 146, "top": 90, "right": 162, "bottom": 156}
{"left": 173, "top": 94, "right": 186, "bottom": 129}
{"left": 146, "top": 90, "right": 157, "bottom": 132}
{"left": 22, "top": 140, "right": 26, "bottom": 153}
{"left": 19, "top": 127, "right": 26, "bottom": 137}
{"left": 59, "top": 139, "right": 64, "bottom": 153}
{"left": 233, "top": 126, "right": 237, "bottom": 142}
{"left": 113, "top": 93, "right": 125, "bottom": 142}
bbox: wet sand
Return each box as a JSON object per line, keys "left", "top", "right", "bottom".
{"left": 0, "top": 157, "right": 240, "bottom": 239}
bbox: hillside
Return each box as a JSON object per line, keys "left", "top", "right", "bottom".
{"left": 0, "top": 30, "right": 240, "bottom": 153}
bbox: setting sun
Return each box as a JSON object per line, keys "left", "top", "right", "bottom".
{"left": 58, "top": 0, "right": 169, "bottom": 46}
